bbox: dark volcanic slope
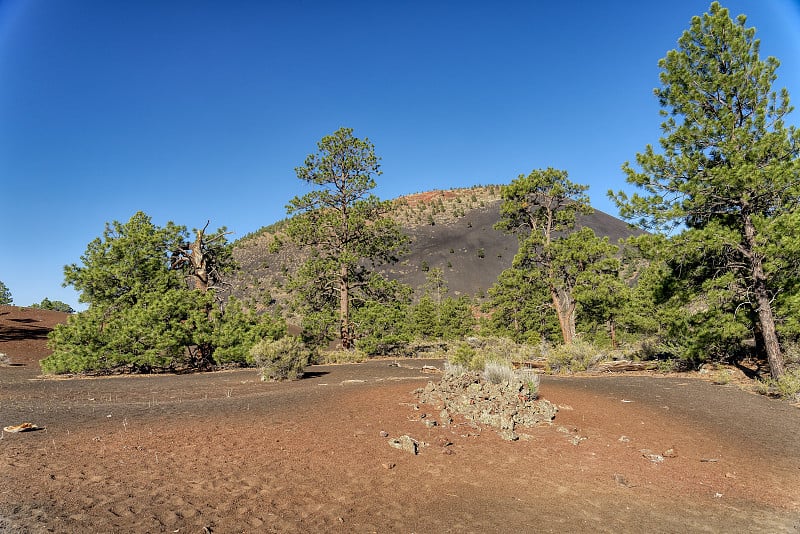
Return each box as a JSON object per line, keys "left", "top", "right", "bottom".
{"left": 231, "top": 188, "right": 643, "bottom": 306}
{"left": 388, "top": 199, "right": 643, "bottom": 298}
{"left": 386, "top": 200, "right": 517, "bottom": 297}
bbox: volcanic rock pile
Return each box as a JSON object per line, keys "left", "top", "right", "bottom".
{"left": 416, "top": 367, "right": 558, "bottom": 441}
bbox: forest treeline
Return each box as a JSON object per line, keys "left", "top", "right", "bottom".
{"left": 35, "top": 4, "right": 799, "bottom": 395}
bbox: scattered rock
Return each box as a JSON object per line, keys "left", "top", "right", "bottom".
{"left": 438, "top": 409, "right": 452, "bottom": 427}
{"left": 499, "top": 429, "right": 519, "bottom": 441}
{"left": 388, "top": 435, "right": 418, "bottom": 455}
{"left": 644, "top": 453, "right": 665, "bottom": 463}
{"left": 379, "top": 430, "right": 389, "bottom": 438}
{"left": 381, "top": 462, "right": 395, "bottom": 470}
{"left": 618, "top": 435, "right": 631, "bottom": 443}
{"left": 613, "top": 473, "right": 630, "bottom": 487}
{"left": 433, "top": 436, "right": 452, "bottom": 448}
{"left": 663, "top": 448, "right": 677, "bottom": 458}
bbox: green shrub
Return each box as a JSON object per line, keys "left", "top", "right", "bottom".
{"left": 656, "top": 358, "right": 680, "bottom": 373}
{"left": 517, "top": 367, "right": 541, "bottom": 397}
{"left": 449, "top": 342, "right": 484, "bottom": 371}
{"left": 447, "top": 337, "right": 545, "bottom": 371}
{"left": 472, "top": 336, "right": 545, "bottom": 363}
{"left": 547, "top": 340, "right": 606, "bottom": 374}
{"left": 757, "top": 368, "right": 800, "bottom": 401}
{"left": 446, "top": 359, "right": 540, "bottom": 398}
{"left": 211, "top": 298, "right": 286, "bottom": 365}
{"left": 711, "top": 367, "right": 733, "bottom": 385}
{"left": 29, "top": 298, "right": 75, "bottom": 313}
{"left": 784, "top": 342, "right": 800, "bottom": 366}
{"left": 316, "top": 348, "right": 367, "bottom": 364}
{"left": 250, "top": 336, "right": 310, "bottom": 381}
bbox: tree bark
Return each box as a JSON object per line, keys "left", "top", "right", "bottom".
{"left": 743, "top": 214, "right": 785, "bottom": 379}
{"left": 552, "top": 289, "right": 576, "bottom": 345}
{"left": 609, "top": 319, "right": 617, "bottom": 349}
{"left": 753, "top": 266, "right": 785, "bottom": 379}
{"left": 340, "top": 263, "right": 351, "bottom": 350}
{"left": 189, "top": 229, "right": 210, "bottom": 292}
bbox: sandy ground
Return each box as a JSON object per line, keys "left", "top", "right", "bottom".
{"left": 1, "top": 305, "right": 799, "bottom": 533}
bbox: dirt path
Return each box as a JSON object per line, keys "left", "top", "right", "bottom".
{"left": 2, "top": 306, "right": 799, "bottom": 533}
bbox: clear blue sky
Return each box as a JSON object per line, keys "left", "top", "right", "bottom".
{"left": 1, "top": 1, "right": 799, "bottom": 311}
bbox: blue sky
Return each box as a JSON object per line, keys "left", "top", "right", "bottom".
{"left": 1, "top": 1, "right": 799, "bottom": 311}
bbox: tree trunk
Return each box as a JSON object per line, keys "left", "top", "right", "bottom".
{"left": 189, "top": 230, "right": 210, "bottom": 292}
{"left": 340, "top": 264, "right": 351, "bottom": 350}
{"left": 753, "top": 269, "right": 785, "bottom": 379}
{"left": 552, "top": 289, "right": 575, "bottom": 345}
{"left": 743, "top": 214, "right": 785, "bottom": 379}
{"left": 609, "top": 319, "right": 617, "bottom": 349}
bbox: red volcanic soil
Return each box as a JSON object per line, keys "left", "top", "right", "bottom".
{"left": 400, "top": 189, "right": 463, "bottom": 207}
{"left": 1, "top": 305, "right": 799, "bottom": 533}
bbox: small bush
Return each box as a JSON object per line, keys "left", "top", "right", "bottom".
{"left": 250, "top": 336, "right": 310, "bottom": 381}
{"left": 471, "top": 336, "right": 546, "bottom": 363}
{"left": 784, "top": 342, "right": 800, "bottom": 366}
{"left": 449, "top": 342, "right": 483, "bottom": 370}
{"left": 656, "top": 358, "right": 680, "bottom": 373}
{"left": 316, "top": 348, "right": 367, "bottom": 364}
{"left": 517, "top": 367, "right": 541, "bottom": 397}
{"left": 757, "top": 368, "right": 800, "bottom": 401}
{"left": 447, "top": 337, "right": 546, "bottom": 372}
{"left": 444, "top": 359, "right": 540, "bottom": 398}
{"left": 711, "top": 367, "right": 732, "bottom": 385}
{"left": 443, "top": 360, "right": 467, "bottom": 377}
{"left": 483, "top": 360, "right": 516, "bottom": 384}
{"left": 628, "top": 337, "right": 684, "bottom": 362}
{"left": 547, "top": 340, "right": 606, "bottom": 374}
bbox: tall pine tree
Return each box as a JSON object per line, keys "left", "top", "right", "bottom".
{"left": 611, "top": 2, "right": 800, "bottom": 378}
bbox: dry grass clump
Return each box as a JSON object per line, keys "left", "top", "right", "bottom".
{"left": 482, "top": 360, "right": 516, "bottom": 384}
{"left": 445, "top": 359, "right": 541, "bottom": 398}
{"left": 755, "top": 368, "right": 800, "bottom": 402}
{"left": 448, "top": 336, "right": 545, "bottom": 371}
{"left": 315, "top": 349, "right": 368, "bottom": 365}
{"left": 546, "top": 340, "right": 607, "bottom": 374}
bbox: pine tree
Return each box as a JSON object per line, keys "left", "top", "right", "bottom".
{"left": 286, "top": 127, "right": 408, "bottom": 349}
{"left": 0, "top": 280, "right": 12, "bottom": 305}
{"left": 611, "top": 2, "right": 800, "bottom": 378}
{"left": 495, "top": 168, "right": 597, "bottom": 344}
